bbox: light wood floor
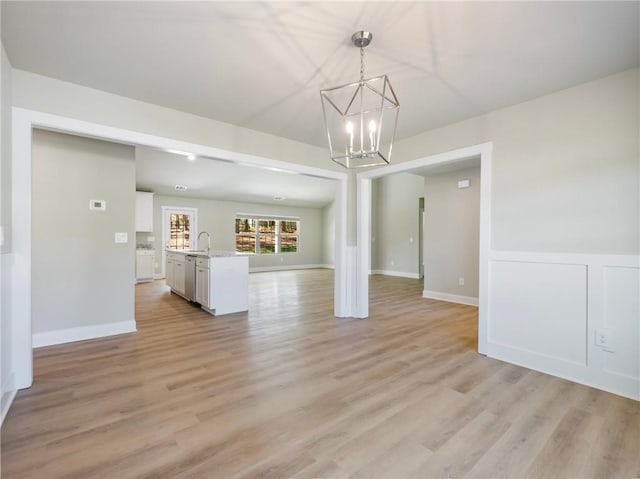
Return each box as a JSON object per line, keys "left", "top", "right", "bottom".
{"left": 2, "top": 270, "right": 639, "bottom": 478}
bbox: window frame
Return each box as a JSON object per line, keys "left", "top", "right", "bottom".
{"left": 235, "top": 214, "right": 300, "bottom": 255}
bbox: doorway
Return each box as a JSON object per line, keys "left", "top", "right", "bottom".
{"left": 356, "top": 143, "right": 492, "bottom": 354}
{"left": 161, "top": 206, "right": 198, "bottom": 278}
{"left": 10, "top": 108, "right": 350, "bottom": 391}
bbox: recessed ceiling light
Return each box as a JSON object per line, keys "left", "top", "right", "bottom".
{"left": 175, "top": 185, "right": 188, "bottom": 191}
{"left": 187, "top": 154, "right": 195, "bottom": 161}
{"left": 273, "top": 196, "right": 286, "bottom": 201}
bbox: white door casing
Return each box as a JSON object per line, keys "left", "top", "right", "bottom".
{"left": 161, "top": 206, "right": 198, "bottom": 278}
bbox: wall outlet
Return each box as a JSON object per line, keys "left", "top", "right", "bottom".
{"left": 458, "top": 277, "right": 465, "bottom": 286}
{"left": 595, "top": 328, "right": 614, "bottom": 351}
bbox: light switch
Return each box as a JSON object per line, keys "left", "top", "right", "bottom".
{"left": 115, "top": 232, "right": 128, "bottom": 244}
{"left": 457, "top": 179, "right": 470, "bottom": 189}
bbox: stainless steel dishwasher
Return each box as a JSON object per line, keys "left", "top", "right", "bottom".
{"left": 184, "top": 255, "right": 197, "bottom": 301}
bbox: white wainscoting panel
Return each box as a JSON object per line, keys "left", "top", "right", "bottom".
{"left": 489, "top": 260, "right": 587, "bottom": 366}
{"left": 488, "top": 251, "right": 639, "bottom": 400}
{"left": 602, "top": 266, "right": 640, "bottom": 380}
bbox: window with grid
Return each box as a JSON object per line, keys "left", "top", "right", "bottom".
{"left": 235, "top": 215, "right": 299, "bottom": 254}
{"left": 169, "top": 213, "right": 191, "bottom": 250}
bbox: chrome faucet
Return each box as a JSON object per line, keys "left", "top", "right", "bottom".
{"left": 197, "top": 231, "right": 211, "bottom": 254}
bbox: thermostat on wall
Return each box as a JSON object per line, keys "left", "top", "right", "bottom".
{"left": 89, "top": 199, "right": 106, "bottom": 211}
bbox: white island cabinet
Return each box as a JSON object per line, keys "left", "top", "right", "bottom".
{"left": 166, "top": 250, "right": 248, "bottom": 316}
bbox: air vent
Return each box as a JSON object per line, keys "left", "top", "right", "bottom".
{"left": 273, "top": 196, "right": 286, "bottom": 201}
{"left": 175, "top": 185, "right": 188, "bottom": 191}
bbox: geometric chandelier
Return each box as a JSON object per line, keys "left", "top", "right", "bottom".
{"left": 320, "top": 31, "right": 400, "bottom": 168}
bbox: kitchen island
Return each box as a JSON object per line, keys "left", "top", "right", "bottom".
{"left": 166, "top": 249, "right": 249, "bottom": 316}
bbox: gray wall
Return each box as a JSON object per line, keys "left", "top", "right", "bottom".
{"left": 371, "top": 173, "right": 425, "bottom": 276}
{"left": 32, "top": 130, "right": 135, "bottom": 334}
{"left": 322, "top": 200, "right": 335, "bottom": 267}
{"left": 424, "top": 167, "right": 481, "bottom": 298}
{"left": 12, "top": 67, "right": 639, "bottom": 257}
{"left": 146, "top": 195, "right": 326, "bottom": 272}
{"left": 393, "top": 68, "right": 639, "bottom": 256}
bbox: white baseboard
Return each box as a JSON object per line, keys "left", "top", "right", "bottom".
{"left": 249, "top": 264, "right": 330, "bottom": 273}
{"left": 1, "top": 389, "right": 16, "bottom": 426}
{"left": 321, "top": 264, "right": 335, "bottom": 270}
{"left": 154, "top": 273, "right": 164, "bottom": 279}
{"left": 1, "top": 372, "right": 16, "bottom": 425}
{"left": 371, "top": 269, "right": 420, "bottom": 279}
{"left": 33, "top": 320, "right": 137, "bottom": 348}
{"left": 423, "top": 289, "right": 479, "bottom": 307}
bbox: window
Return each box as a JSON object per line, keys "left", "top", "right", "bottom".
{"left": 235, "top": 216, "right": 299, "bottom": 254}
{"left": 169, "top": 213, "right": 191, "bottom": 250}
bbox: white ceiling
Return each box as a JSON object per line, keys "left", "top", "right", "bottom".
{"left": 135, "top": 146, "right": 337, "bottom": 208}
{"left": 3, "top": 2, "right": 638, "bottom": 206}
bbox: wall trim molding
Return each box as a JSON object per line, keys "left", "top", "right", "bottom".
{"left": 1, "top": 388, "right": 17, "bottom": 426}
{"left": 372, "top": 269, "right": 420, "bottom": 280}
{"left": 249, "top": 264, "right": 331, "bottom": 273}
{"left": 1, "top": 372, "right": 16, "bottom": 425}
{"left": 490, "top": 250, "right": 639, "bottom": 267}
{"left": 488, "top": 250, "right": 640, "bottom": 401}
{"left": 423, "top": 290, "right": 479, "bottom": 306}
{"left": 33, "top": 321, "right": 137, "bottom": 348}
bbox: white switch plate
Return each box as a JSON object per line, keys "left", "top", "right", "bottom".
{"left": 595, "top": 328, "right": 614, "bottom": 351}
{"left": 115, "top": 232, "right": 128, "bottom": 244}
{"left": 457, "top": 179, "right": 470, "bottom": 189}
{"left": 458, "top": 277, "right": 465, "bottom": 286}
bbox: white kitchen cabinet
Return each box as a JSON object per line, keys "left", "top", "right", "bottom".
{"left": 208, "top": 255, "right": 249, "bottom": 315}
{"left": 166, "top": 254, "right": 175, "bottom": 289}
{"left": 172, "top": 256, "right": 186, "bottom": 295}
{"left": 135, "top": 191, "right": 154, "bottom": 232}
{"left": 195, "top": 261, "right": 210, "bottom": 308}
{"left": 136, "top": 250, "right": 155, "bottom": 283}
{"left": 166, "top": 250, "right": 248, "bottom": 315}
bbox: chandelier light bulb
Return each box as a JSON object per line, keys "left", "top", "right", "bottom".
{"left": 346, "top": 121, "right": 354, "bottom": 152}
{"left": 368, "top": 120, "right": 377, "bottom": 150}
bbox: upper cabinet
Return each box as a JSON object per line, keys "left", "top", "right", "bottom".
{"left": 135, "top": 191, "right": 154, "bottom": 232}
